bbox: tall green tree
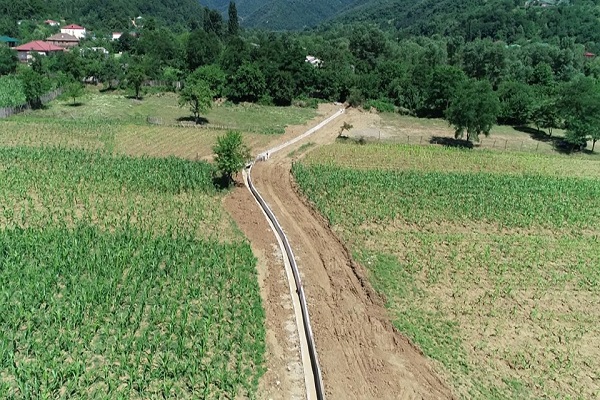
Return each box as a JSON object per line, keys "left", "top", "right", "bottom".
{"left": 497, "top": 81, "right": 535, "bottom": 125}
{"left": 64, "top": 81, "right": 84, "bottom": 105}
{"left": 228, "top": 2, "right": 239, "bottom": 36}
{"left": 126, "top": 63, "right": 146, "bottom": 100}
{"left": 446, "top": 79, "right": 500, "bottom": 142}
{"left": 0, "top": 46, "right": 18, "bottom": 76}
{"left": 559, "top": 76, "right": 600, "bottom": 151}
{"left": 178, "top": 79, "right": 213, "bottom": 123}
{"left": 213, "top": 130, "right": 250, "bottom": 186}
{"left": 227, "top": 62, "right": 266, "bottom": 103}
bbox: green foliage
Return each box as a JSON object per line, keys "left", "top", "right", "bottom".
{"left": 0, "top": 147, "right": 265, "bottom": 398}
{"left": 0, "top": 46, "right": 17, "bottom": 76}
{"left": 18, "top": 68, "right": 49, "bottom": 108}
{"left": 497, "top": 81, "right": 536, "bottom": 125}
{"left": 191, "top": 65, "right": 226, "bottom": 98}
{"left": 64, "top": 81, "right": 85, "bottom": 105}
{"left": 126, "top": 62, "right": 146, "bottom": 100}
{"left": 559, "top": 75, "right": 600, "bottom": 151}
{"left": 178, "top": 79, "right": 213, "bottom": 123}
{"left": 0, "top": 74, "right": 26, "bottom": 107}
{"left": 228, "top": 1, "right": 239, "bottom": 36}
{"left": 363, "top": 99, "right": 395, "bottom": 113}
{"left": 186, "top": 29, "right": 222, "bottom": 71}
{"left": 227, "top": 62, "right": 266, "bottom": 103}
{"left": 446, "top": 79, "right": 500, "bottom": 142}
{"left": 213, "top": 130, "right": 250, "bottom": 185}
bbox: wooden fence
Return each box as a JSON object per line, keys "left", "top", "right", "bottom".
{"left": 0, "top": 88, "right": 63, "bottom": 119}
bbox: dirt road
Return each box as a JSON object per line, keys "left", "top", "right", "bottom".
{"left": 224, "top": 106, "right": 454, "bottom": 399}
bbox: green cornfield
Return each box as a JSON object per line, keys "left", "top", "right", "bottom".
{"left": 0, "top": 147, "right": 265, "bottom": 399}
{"left": 293, "top": 144, "right": 600, "bottom": 400}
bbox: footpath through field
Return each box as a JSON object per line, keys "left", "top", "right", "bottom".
{"left": 224, "top": 105, "right": 454, "bottom": 400}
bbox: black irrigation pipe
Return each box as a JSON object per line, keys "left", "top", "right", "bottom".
{"left": 245, "top": 165, "right": 325, "bottom": 400}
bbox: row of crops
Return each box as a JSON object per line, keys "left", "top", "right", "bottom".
{"left": 0, "top": 147, "right": 265, "bottom": 398}
{"left": 0, "top": 75, "right": 26, "bottom": 108}
{"left": 293, "top": 145, "right": 600, "bottom": 400}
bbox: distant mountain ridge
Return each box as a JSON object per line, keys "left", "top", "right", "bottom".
{"left": 198, "top": 0, "right": 361, "bottom": 30}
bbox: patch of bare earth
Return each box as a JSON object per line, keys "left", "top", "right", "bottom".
{"left": 224, "top": 106, "right": 453, "bottom": 399}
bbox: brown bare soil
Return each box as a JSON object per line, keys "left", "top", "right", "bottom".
{"left": 223, "top": 107, "right": 454, "bottom": 400}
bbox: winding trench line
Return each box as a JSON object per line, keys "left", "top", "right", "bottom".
{"left": 243, "top": 108, "right": 345, "bottom": 400}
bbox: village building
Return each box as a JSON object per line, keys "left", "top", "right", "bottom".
{"left": 0, "top": 36, "right": 19, "bottom": 48}
{"left": 112, "top": 32, "right": 123, "bottom": 41}
{"left": 60, "top": 24, "right": 86, "bottom": 40}
{"left": 46, "top": 33, "right": 79, "bottom": 49}
{"left": 44, "top": 19, "right": 60, "bottom": 27}
{"left": 13, "top": 41, "right": 64, "bottom": 63}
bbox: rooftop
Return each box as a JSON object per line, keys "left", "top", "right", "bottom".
{"left": 14, "top": 40, "right": 65, "bottom": 52}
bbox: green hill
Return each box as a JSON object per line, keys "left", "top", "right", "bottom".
{"left": 0, "top": 0, "right": 206, "bottom": 32}
{"left": 199, "top": 0, "right": 361, "bottom": 30}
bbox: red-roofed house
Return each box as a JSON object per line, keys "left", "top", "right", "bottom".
{"left": 44, "top": 19, "right": 60, "bottom": 27}
{"left": 61, "top": 24, "right": 86, "bottom": 39}
{"left": 14, "top": 40, "right": 64, "bottom": 63}
{"left": 584, "top": 52, "right": 596, "bottom": 59}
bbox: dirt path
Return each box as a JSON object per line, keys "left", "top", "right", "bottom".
{"left": 224, "top": 107, "right": 454, "bottom": 399}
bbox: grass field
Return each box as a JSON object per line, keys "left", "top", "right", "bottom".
{"left": 0, "top": 147, "right": 265, "bottom": 398}
{"left": 294, "top": 143, "right": 600, "bottom": 399}
{"left": 347, "top": 112, "right": 599, "bottom": 156}
{"left": 0, "top": 91, "right": 317, "bottom": 159}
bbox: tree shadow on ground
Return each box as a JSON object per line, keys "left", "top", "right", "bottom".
{"left": 430, "top": 136, "right": 474, "bottom": 149}
{"left": 177, "top": 116, "right": 209, "bottom": 125}
{"left": 66, "top": 102, "right": 84, "bottom": 107}
{"left": 212, "top": 174, "right": 231, "bottom": 191}
{"left": 125, "top": 95, "right": 143, "bottom": 101}
{"left": 512, "top": 126, "right": 580, "bottom": 154}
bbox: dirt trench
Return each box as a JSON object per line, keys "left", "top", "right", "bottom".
{"left": 224, "top": 107, "right": 454, "bottom": 400}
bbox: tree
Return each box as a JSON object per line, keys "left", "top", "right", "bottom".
{"left": 191, "top": 65, "right": 226, "bottom": 98}
{"left": 19, "top": 68, "right": 48, "bottom": 109}
{"left": 186, "top": 29, "right": 221, "bottom": 71}
{"left": 497, "top": 81, "right": 535, "bottom": 125}
{"left": 0, "top": 46, "right": 18, "bottom": 75}
{"left": 531, "top": 98, "right": 560, "bottom": 136}
{"left": 227, "top": 62, "right": 266, "bottom": 103}
{"left": 423, "top": 65, "right": 467, "bottom": 117}
{"left": 179, "top": 79, "right": 213, "bottom": 123}
{"left": 446, "top": 79, "right": 500, "bottom": 142}
{"left": 228, "top": 2, "right": 239, "bottom": 36}
{"left": 559, "top": 76, "right": 600, "bottom": 151}
{"left": 126, "top": 63, "right": 146, "bottom": 99}
{"left": 65, "top": 81, "right": 84, "bottom": 105}
{"left": 213, "top": 130, "right": 250, "bottom": 186}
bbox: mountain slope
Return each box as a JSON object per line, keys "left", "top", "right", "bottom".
{"left": 199, "top": 0, "right": 360, "bottom": 30}
{"left": 0, "top": 0, "right": 206, "bottom": 31}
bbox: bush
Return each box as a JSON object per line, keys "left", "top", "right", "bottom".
{"left": 363, "top": 99, "right": 395, "bottom": 113}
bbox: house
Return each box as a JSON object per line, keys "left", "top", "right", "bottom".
{"left": 60, "top": 24, "right": 86, "bottom": 40}
{"left": 305, "top": 55, "right": 323, "bottom": 67}
{"left": 0, "top": 36, "right": 19, "bottom": 48}
{"left": 44, "top": 19, "right": 60, "bottom": 27}
{"left": 13, "top": 40, "right": 64, "bottom": 62}
{"left": 584, "top": 52, "right": 596, "bottom": 58}
{"left": 112, "top": 32, "right": 123, "bottom": 41}
{"left": 46, "top": 33, "right": 79, "bottom": 49}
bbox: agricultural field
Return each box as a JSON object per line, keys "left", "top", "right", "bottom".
{"left": 346, "top": 111, "right": 595, "bottom": 156}
{"left": 0, "top": 91, "right": 317, "bottom": 158}
{"left": 294, "top": 143, "right": 600, "bottom": 399}
{"left": 0, "top": 147, "right": 265, "bottom": 398}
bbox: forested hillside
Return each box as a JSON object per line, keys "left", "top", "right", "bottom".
{"left": 336, "top": 0, "right": 600, "bottom": 45}
{"left": 0, "top": 0, "right": 205, "bottom": 32}
{"left": 199, "top": 0, "right": 360, "bottom": 30}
